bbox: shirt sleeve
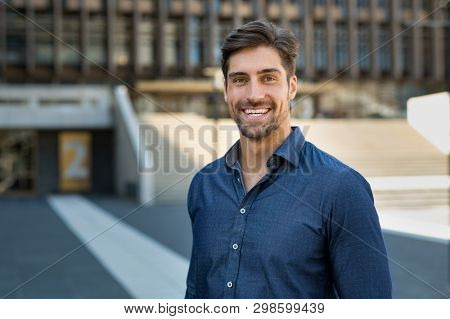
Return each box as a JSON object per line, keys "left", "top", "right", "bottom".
{"left": 327, "top": 169, "right": 392, "bottom": 298}
{"left": 185, "top": 175, "right": 198, "bottom": 299}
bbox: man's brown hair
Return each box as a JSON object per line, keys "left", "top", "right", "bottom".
{"left": 221, "top": 19, "right": 299, "bottom": 83}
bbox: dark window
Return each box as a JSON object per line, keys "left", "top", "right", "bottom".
{"left": 189, "top": 17, "right": 202, "bottom": 67}
{"left": 400, "top": 29, "right": 412, "bottom": 75}
{"left": 357, "top": 0, "right": 369, "bottom": 8}
{"left": 62, "top": 16, "right": 80, "bottom": 66}
{"left": 423, "top": 27, "right": 432, "bottom": 77}
{"left": 335, "top": 25, "right": 348, "bottom": 70}
{"left": 314, "top": 25, "right": 326, "bottom": 71}
{"left": 377, "top": 26, "right": 391, "bottom": 72}
{"left": 357, "top": 25, "right": 370, "bottom": 71}
{"left": 115, "top": 17, "right": 132, "bottom": 67}
{"left": 6, "top": 10, "right": 26, "bottom": 65}
{"left": 88, "top": 15, "right": 106, "bottom": 65}
{"left": 35, "top": 13, "right": 53, "bottom": 65}
{"left": 138, "top": 16, "right": 154, "bottom": 68}
{"left": 291, "top": 22, "right": 305, "bottom": 72}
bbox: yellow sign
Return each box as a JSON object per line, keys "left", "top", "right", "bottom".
{"left": 59, "top": 132, "right": 91, "bottom": 192}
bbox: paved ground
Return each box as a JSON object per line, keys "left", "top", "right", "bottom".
{"left": 0, "top": 195, "right": 448, "bottom": 299}
{"left": 0, "top": 197, "right": 130, "bottom": 298}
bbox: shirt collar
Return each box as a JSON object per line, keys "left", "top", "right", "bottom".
{"left": 225, "top": 126, "right": 306, "bottom": 169}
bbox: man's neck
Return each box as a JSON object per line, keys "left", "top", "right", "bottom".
{"left": 239, "top": 124, "right": 291, "bottom": 174}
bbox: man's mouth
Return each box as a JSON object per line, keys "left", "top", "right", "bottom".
{"left": 242, "top": 108, "right": 270, "bottom": 118}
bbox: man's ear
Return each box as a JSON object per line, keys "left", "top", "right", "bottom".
{"left": 289, "top": 75, "right": 298, "bottom": 100}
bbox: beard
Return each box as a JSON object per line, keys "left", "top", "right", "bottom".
{"left": 232, "top": 98, "right": 288, "bottom": 140}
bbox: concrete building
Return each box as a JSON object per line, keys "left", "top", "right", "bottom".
{"left": 0, "top": 0, "right": 448, "bottom": 117}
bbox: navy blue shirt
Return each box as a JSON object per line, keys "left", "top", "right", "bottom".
{"left": 186, "top": 126, "right": 392, "bottom": 299}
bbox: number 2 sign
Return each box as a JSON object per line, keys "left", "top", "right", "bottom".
{"left": 59, "top": 132, "right": 92, "bottom": 192}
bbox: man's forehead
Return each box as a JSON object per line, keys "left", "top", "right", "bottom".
{"left": 227, "top": 46, "right": 285, "bottom": 75}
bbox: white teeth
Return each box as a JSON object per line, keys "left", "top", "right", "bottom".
{"left": 244, "top": 108, "right": 269, "bottom": 114}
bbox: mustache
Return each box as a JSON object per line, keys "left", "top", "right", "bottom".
{"left": 236, "top": 99, "right": 276, "bottom": 108}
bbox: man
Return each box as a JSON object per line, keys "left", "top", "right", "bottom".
{"left": 185, "top": 20, "right": 392, "bottom": 299}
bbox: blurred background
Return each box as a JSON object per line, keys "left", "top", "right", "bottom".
{"left": 0, "top": 0, "right": 449, "bottom": 299}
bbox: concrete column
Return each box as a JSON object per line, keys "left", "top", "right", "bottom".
{"left": 0, "top": 1, "right": 6, "bottom": 77}
{"left": 53, "top": 0, "right": 62, "bottom": 77}
{"left": 411, "top": 0, "right": 423, "bottom": 80}
{"left": 182, "top": 0, "right": 192, "bottom": 75}
{"left": 390, "top": 0, "right": 402, "bottom": 79}
{"left": 132, "top": 0, "right": 141, "bottom": 76}
{"left": 431, "top": 0, "right": 444, "bottom": 81}
{"left": 348, "top": 0, "right": 358, "bottom": 78}
{"left": 25, "top": 0, "right": 35, "bottom": 77}
{"left": 106, "top": 0, "right": 116, "bottom": 73}
{"left": 80, "top": 0, "right": 89, "bottom": 76}
{"left": 303, "top": 0, "right": 314, "bottom": 79}
{"left": 326, "top": 0, "right": 336, "bottom": 77}
{"left": 156, "top": 0, "right": 167, "bottom": 75}
{"left": 233, "top": 0, "right": 243, "bottom": 28}
{"left": 369, "top": 0, "right": 379, "bottom": 78}
{"left": 204, "top": 0, "right": 217, "bottom": 67}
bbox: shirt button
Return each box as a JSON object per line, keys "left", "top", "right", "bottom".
{"left": 227, "top": 281, "right": 233, "bottom": 288}
{"left": 240, "top": 208, "right": 246, "bottom": 214}
{"left": 237, "top": 177, "right": 240, "bottom": 182}
{"left": 232, "top": 243, "right": 239, "bottom": 250}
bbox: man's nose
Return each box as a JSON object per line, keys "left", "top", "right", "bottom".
{"left": 247, "top": 81, "right": 265, "bottom": 102}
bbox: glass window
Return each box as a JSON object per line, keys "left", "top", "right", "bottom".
{"left": 335, "top": 0, "right": 348, "bottom": 17}
{"left": 189, "top": 17, "right": 202, "bottom": 67}
{"left": 400, "top": 29, "right": 412, "bottom": 75}
{"left": 88, "top": 16, "right": 106, "bottom": 65}
{"left": 357, "top": 25, "right": 370, "bottom": 71}
{"left": 335, "top": 25, "right": 348, "bottom": 70}
{"left": 165, "top": 21, "right": 181, "bottom": 69}
{"left": 313, "top": 25, "right": 326, "bottom": 71}
{"left": 115, "top": 17, "right": 132, "bottom": 66}
{"left": 138, "top": 17, "right": 154, "bottom": 68}
{"left": 377, "top": 0, "right": 390, "bottom": 15}
{"left": 423, "top": 27, "right": 432, "bottom": 77}
{"left": 6, "top": 10, "right": 26, "bottom": 65}
{"left": 62, "top": 16, "right": 81, "bottom": 66}
{"left": 291, "top": 22, "right": 305, "bottom": 72}
{"left": 357, "top": 0, "right": 369, "bottom": 8}
{"left": 35, "top": 13, "right": 53, "bottom": 65}
{"left": 313, "top": 0, "right": 325, "bottom": 6}
{"left": 215, "top": 21, "right": 233, "bottom": 65}
{"left": 377, "top": 26, "right": 391, "bottom": 72}
{"left": 401, "top": 0, "right": 412, "bottom": 10}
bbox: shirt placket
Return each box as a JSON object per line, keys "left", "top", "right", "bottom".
{"left": 223, "top": 162, "right": 279, "bottom": 298}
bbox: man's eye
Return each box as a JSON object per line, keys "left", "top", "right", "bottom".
{"left": 264, "top": 76, "right": 276, "bottom": 82}
{"left": 233, "top": 78, "right": 247, "bottom": 84}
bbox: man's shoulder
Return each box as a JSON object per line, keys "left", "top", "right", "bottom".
{"left": 190, "top": 156, "right": 227, "bottom": 185}
{"left": 303, "top": 141, "right": 370, "bottom": 188}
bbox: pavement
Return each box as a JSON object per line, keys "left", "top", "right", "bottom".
{"left": 0, "top": 195, "right": 448, "bottom": 299}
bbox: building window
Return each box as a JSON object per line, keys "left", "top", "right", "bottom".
{"left": 377, "top": 0, "right": 390, "bottom": 16}
{"left": 400, "top": 29, "right": 412, "bottom": 75}
{"left": 357, "top": 25, "right": 370, "bottom": 72}
{"left": 357, "top": 0, "right": 369, "bottom": 8}
{"left": 165, "top": 21, "right": 181, "bottom": 69}
{"left": 88, "top": 15, "right": 106, "bottom": 65}
{"left": 62, "top": 16, "right": 80, "bottom": 66}
{"left": 313, "top": 25, "right": 326, "bottom": 71}
{"left": 423, "top": 27, "right": 432, "bottom": 77}
{"left": 313, "top": 0, "right": 325, "bottom": 6}
{"left": 335, "top": 0, "right": 348, "bottom": 17}
{"left": 215, "top": 21, "right": 233, "bottom": 65}
{"left": 138, "top": 16, "right": 154, "bottom": 68}
{"left": 35, "top": 13, "right": 53, "bottom": 65}
{"left": 115, "top": 17, "right": 132, "bottom": 67}
{"left": 335, "top": 25, "right": 348, "bottom": 70}
{"left": 401, "top": 0, "right": 412, "bottom": 10}
{"left": 377, "top": 26, "right": 391, "bottom": 72}
{"left": 189, "top": 17, "right": 202, "bottom": 67}
{"left": 291, "top": 22, "right": 305, "bottom": 72}
{"left": 6, "top": 10, "right": 26, "bottom": 65}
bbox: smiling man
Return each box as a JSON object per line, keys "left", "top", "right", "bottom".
{"left": 185, "top": 20, "right": 392, "bottom": 299}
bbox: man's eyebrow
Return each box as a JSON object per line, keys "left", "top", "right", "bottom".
{"left": 257, "top": 68, "right": 281, "bottom": 74}
{"left": 228, "top": 68, "right": 281, "bottom": 78}
{"left": 228, "top": 72, "right": 248, "bottom": 78}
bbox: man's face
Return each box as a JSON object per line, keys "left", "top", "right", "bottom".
{"left": 224, "top": 46, "right": 297, "bottom": 140}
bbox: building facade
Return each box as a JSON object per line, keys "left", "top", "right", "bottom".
{"left": 0, "top": 0, "right": 448, "bottom": 117}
